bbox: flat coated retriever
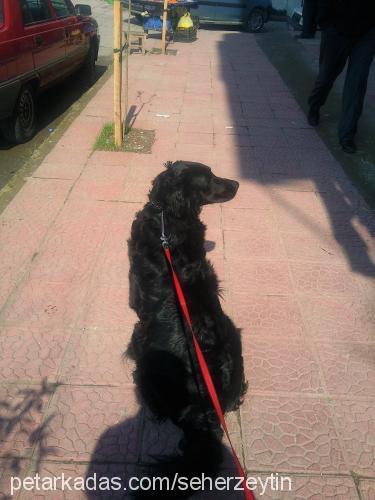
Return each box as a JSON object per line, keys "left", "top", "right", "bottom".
{"left": 126, "top": 161, "right": 247, "bottom": 484}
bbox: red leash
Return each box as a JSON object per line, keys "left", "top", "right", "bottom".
{"left": 161, "top": 227, "right": 254, "bottom": 500}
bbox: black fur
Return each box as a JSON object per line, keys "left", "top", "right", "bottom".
{"left": 126, "top": 161, "right": 247, "bottom": 483}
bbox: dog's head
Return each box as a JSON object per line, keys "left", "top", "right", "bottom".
{"left": 149, "top": 161, "right": 239, "bottom": 216}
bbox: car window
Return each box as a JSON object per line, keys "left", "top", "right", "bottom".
{"left": 0, "top": 0, "right": 4, "bottom": 27}
{"left": 21, "top": 0, "right": 52, "bottom": 24}
{"left": 50, "top": 0, "right": 75, "bottom": 17}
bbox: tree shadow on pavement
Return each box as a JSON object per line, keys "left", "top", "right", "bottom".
{"left": 0, "top": 379, "right": 59, "bottom": 498}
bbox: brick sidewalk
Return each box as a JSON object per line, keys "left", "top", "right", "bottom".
{"left": 0, "top": 30, "right": 374, "bottom": 499}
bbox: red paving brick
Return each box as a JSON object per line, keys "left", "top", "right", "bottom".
{"left": 2, "top": 279, "right": 86, "bottom": 330}
{"left": 231, "top": 294, "right": 305, "bottom": 337}
{"left": 79, "top": 284, "right": 136, "bottom": 331}
{"left": 228, "top": 185, "right": 273, "bottom": 210}
{"left": 298, "top": 295, "right": 375, "bottom": 342}
{"left": 32, "top": 160, "right": 85, "bottom": 180}
{"left": 224, "top": 228, "right": 286, "bottom": 261}
{"left": 243, "top": 336, "right": 324, "bottom": 394}
{"left": 0, "top": 217, "right": 50, "bottom": 310}
{"left": 359, "top": 480, "right": 375, "bottom": 500}
{"left": 1, "top": 177, "right": 72, "bottom": 225}
{"left": 29, "top": 219, "right": 107, "bottom": 283}
{"left": 227, "top": 260, "right": 294, "bottom": 295}
{"left": 44, "top": 386, "right": 141, "bottom": 462}
{"left": 0, "top": 28, "right": 373, "bottom": 500}
{"left": 257, "top": 475, "right": 358, "bottom": 500}
{"left": 316, "top": 342, "right": 375, "bottom": 396}
{"left": 280, "top": 229, "right": 347, "bottom": 263}
{"left": 241, "top": 396, "right": 348, "bottom": 474}
{"left": 59, "top": 329, "right": 134, "bottom": 386}
{"left": 330, "top": 400, "right": 375, "bottom": 476}
{"left": 0, "top": 327, "right": 68, "bottom": 383}
{"left": 289, "top": 261, "right": 361, "bottom": 296}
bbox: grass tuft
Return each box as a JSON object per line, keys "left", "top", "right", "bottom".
{"left": 94, "top": 122, "right": 155, "bottom": 153}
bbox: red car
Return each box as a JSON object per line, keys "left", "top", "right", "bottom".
{"left": 0, "top": 0, "right": 99, "bottom": 143}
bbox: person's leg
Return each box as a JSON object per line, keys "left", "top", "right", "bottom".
{"left": 310, "top": 0, "right": 318, "bottom": 37}
{"left": 339, "top": 27, "right": 375, "bottom": 148}
{"left": 301, "top": 0, "right": 318, "bottom": 38}
{"left": 308, "top": 27, "right": 351, "bottom": 114}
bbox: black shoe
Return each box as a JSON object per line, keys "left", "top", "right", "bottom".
{"left": 308, "top": 106, "right": 320, "bottom": 127}
{"left": 340, "top": 138, "right": 357, "bottom": 154}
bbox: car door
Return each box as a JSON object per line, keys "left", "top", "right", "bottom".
{"left": 50, "top": 0, "right": 87, "bottom": 71}
{"left": 215, "top": 0, "right": 245, "bottom": 23}
{"left": 0, "top": 0, "right": 23, "bottom": 119}
{"left": 21, "top": 0, "right": 67, "bottom": 87}
{"left": 194, "top": 1, "right": 217, "bottom": 23}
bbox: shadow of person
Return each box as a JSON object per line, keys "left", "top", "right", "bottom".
{"left": 315, "top": 177, "right": 375, "bottom": 277}
{"left": 85, "top": 399, "right": 243, "bottom": 499}
{"left": 215, "top": 32, "right": 375, "bottom": 283}
{"left": 84, "top": 409, "right": 144, "bottom": 499}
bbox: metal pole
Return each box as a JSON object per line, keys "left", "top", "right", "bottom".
{"left": 113, "top": 0, "right": 123, "bottom": 146}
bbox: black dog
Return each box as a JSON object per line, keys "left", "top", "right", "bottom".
{"left": 127, "top": 161, "right": 247, "bottom": 480}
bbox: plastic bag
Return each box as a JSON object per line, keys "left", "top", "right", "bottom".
{"left": 177, "top": 12, "right": 193, "bottom": 29}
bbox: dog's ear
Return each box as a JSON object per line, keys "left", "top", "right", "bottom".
{"left": 149, "top": 169, "right": 191, "bottom": 217}
{"left": 164, "top": 161, "right": 174, "bottom": 170}
{"left": 168, "top": 188, "right": 190, "bottom": 216}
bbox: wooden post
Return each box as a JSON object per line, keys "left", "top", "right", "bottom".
{"left": 113, "top": 0, "right": 123, "bottom": 147}
{"left": 161, "top": 0, "right": 168, "bottom": 55}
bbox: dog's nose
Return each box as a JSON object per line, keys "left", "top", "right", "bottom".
{"left": 232, "top": 180, "right": 239, "bottom": 193}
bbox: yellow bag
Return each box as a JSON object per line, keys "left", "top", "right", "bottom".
{"left": 177, "top": 12, "right": 193, "bottom": 29}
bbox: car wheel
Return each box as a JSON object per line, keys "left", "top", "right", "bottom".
{"left": 1, "top": 84, "right": 37, "bottom": 144}
{"left": 245, "top": 8, "right": 265, "bottom": 33}
{"left": 81, "top": 42, "right": 97, "bottom": 85}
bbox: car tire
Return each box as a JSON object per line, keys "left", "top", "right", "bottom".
{"left": 245, "top": 8, "right": 265, "bottom": 33}
{"left": 1, "top": 84, "right": 37, "bottom": 144}
{"left": 81, "top": 41, "right": 97, "bottom": 85}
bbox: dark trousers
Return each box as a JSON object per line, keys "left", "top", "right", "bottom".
{"left": 302, "top": 0, "right": 318, "bottom": 37}
{"left": 308, "top": 26, "right": 375, "bottom": 140}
